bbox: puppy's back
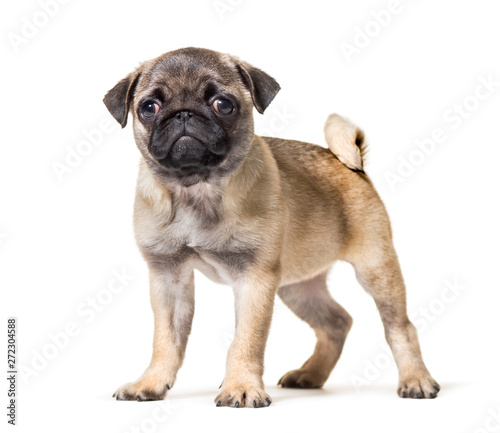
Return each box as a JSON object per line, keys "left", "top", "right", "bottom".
{"left": 261, "top": 135, "right": 391, "bottom": 275}
{"left": 262, "top": 136, "right": 371, "bottom": 197}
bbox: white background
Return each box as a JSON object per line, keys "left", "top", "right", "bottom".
{"left": 1, "top": 0, "right": 500, "bottom": 432}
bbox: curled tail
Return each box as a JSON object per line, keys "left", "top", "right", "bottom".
{"left": 324, "top": 113, "right": 366, "bottom": 173}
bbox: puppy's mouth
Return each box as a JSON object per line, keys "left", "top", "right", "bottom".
{"left": 153, "top": 135, "right": 226, "bottom": 178}
{"left": 168, "top": 135, "right": 207, "bottom": 164}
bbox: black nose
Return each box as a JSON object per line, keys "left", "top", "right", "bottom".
{"left": 175, "top": 111, "right": 193, "bottom": 122}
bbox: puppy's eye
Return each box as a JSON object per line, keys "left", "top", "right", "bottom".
{"left": 140, "top": 101, "right": 160, "bottom": 120}
{"left": 212, "top": 98, "right": 234, "bottom": 115}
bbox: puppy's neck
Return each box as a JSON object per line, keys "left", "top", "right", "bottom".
{"left": 223, "top": 136, "right": 266, "bottom": 213}
{"left": 171, "top": 182, "right": 224, "bottom": 225}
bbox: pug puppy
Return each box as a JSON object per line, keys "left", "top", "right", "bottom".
{"left": 103, "top": 47, "right": 440, "bottom": 407}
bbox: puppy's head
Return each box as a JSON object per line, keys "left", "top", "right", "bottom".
{"left": 103, "top": 47, "right": 280, "bottom": 187}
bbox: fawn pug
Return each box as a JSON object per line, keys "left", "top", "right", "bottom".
{"left": 103, "top": 47, "right": 439, "bottom": 407}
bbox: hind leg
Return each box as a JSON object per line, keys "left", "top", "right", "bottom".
{"left": 277, "top": 271, "right": 352, "bottom": 388}
{"left": 351, "top": 243, "right": 440, "bottom": 398}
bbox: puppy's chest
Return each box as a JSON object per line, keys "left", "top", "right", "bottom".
{"left": 143, "top": 202, "right": 256, "bottom": 283}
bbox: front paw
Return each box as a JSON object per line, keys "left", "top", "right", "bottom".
{"left": 113, "top": 375, "right": 171, "bottom": 401}
{"left": 398, "top": 373, "right": 440, "bottom": 399}
{"left": 215, "top": 384, "right": 272, "bottom": 408}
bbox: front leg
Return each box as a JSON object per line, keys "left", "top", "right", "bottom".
{"left": 216, "top": 269, "right": 279, "bottom": 408}
{"left": 114, "top": 266, "right": 195, "bottom": 401}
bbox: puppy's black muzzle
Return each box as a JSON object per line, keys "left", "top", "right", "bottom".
{"left": 148, "top": 110, "right": 228, "bottom": 173}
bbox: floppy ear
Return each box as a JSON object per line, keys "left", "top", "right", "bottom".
{"left": 103, "top": 70, "right": 141, "bottom": 128}
{"left": 235, "top": 61, "right": 280, "bottom": 114}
